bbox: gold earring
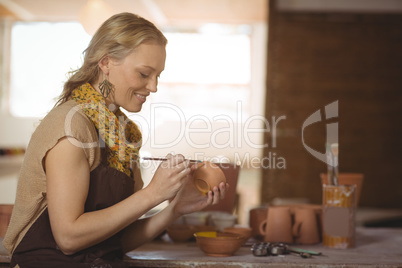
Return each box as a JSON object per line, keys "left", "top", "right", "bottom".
{"left": 99, "top": 74, "right": 113, "bottom": 98}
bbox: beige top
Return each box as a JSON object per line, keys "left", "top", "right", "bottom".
{"left": 3, "top": 100, "right": 102, "bottom": 254}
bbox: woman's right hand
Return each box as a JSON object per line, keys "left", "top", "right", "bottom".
{"left": 145, "top": 154, "right": 193, "bottom": 203}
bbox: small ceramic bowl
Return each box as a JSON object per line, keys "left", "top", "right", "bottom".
{"left": 166, "top": 224, "right": 196, "bottom": 242}
{"left": 194, "top": 231, "right": 243, "bottom": 257}
{"left": 210, "top": 212, "right": 237, "bottom": 231}
{"left": 223, "top": 227, "right": 252, "bottom": 244}
{"left": 183, "top": 212, "right": 209, "bottom": 226}
{"left": 193, "top": 161, "right": 226, "bottom": 194}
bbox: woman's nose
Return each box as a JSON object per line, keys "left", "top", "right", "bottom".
{"left": 147, "top": 78, "right": 158, "bottom": 93}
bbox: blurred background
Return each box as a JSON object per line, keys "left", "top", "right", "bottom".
{"left": 0, "top": 0, "right": 401, "bottom": 225}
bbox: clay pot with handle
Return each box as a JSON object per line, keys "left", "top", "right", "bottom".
{"left": 259, "top": 206, "right": 293, "bottom": 243}
{"left": 292, "top": 207, "right": 320, "bottom": 244}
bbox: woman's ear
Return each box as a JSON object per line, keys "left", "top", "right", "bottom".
{"left": 98, "top": 55, "right": 110, "bottom": 74}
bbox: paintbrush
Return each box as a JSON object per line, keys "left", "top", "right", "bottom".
{"left": 330, "top": 143, "right": 339, "bottom": 185}
{"left": 142, "top": 157, "right": 202, "bottom": 163}
{"left": 326, "top": 143, "right": 334, "bottom": 185}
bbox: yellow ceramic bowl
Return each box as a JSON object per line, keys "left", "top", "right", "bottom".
{"left": 194, "top": 231, "right": 243, "bottom": 257}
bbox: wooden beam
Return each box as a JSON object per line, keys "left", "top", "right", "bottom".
{"left": 0, "top": 0, "right": 35, "bottom": 20}
{"left": 276, "top": 0, "right": 402, "bottom": 13}
{"left": 155, "top": 0, "right": 268, "bottom": 24}
{"left": 139, "top": 0, "right": 168, "bottom": 25}
{"left": 0, "top": 3, "right": 17, "bottom": 18}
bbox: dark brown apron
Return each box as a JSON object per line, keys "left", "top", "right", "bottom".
{"left": 11, "top": 149, "right": 134, "bottom": 268}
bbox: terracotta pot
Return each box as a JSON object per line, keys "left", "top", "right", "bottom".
{"left": 259, "top": 206, "right": 293, "bottom": 243}
{"left": 268, "top": 204, "right": 323, "bottom": 243}
{"left": 193, "top": 162, "right": 226, "bottom": 194}
{"left": 166, "top": 224, "right": 196, "bottom": 242}
{"left": 194, "top": 231, "right": 243, "bottom": 257}
{"left": 320, "top": 173, "right": 364, "bottom": 207}
{"left": 249, "top": 206, "right": 268, "bottom": 240}
{"left": 223, "top": 227, "right": 252, "bottom": 244}
{"left": 202, "top": 162, "right": 240, "bottom": 213}
{"left": 292, "top": 207, "right": 320, "bottom": 244}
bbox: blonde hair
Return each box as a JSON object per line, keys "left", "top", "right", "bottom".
{"left": 56, "top": 12, "right": 167, "bottom": 105}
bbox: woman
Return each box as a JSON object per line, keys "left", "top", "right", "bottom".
{"left": 3, "top": 12, "right": 228, "bottom": 267}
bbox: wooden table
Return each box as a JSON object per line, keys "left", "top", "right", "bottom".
{"left": 125, "top": 227, "right": 402, "bottom": 268}
{"left": 2, "top": 227, "right": 402, "bottom": 267}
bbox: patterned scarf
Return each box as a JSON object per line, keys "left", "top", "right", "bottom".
{"left": 71, "top": 83, "right": 142, "bottom": 177}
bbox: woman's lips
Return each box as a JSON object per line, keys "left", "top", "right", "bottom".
{"left": 135, "top": 93, "right": 146, "bottom": 103}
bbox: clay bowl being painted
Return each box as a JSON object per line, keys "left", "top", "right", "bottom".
{"left": 193, "top": 161, "right": 226, "bottom": 194}
{"left": 194, "top": 231, "right": 243, "bottom": 257}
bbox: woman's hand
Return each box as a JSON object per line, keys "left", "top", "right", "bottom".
{"left": 170, "top": 172, "right": 229, "bottom": 217}
{"left": 144, "top": 154, "right": 192, "bottom": 204}
{"left": 121, "top": 161, "right": 228, "bottom": 252}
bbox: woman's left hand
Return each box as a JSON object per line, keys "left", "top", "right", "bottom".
{"left": 170, "top": 171, "right": 229, "bottom": 216}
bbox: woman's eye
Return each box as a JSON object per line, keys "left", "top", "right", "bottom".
{"left": 140, "top": 73, "right": 149, "bottom": 78}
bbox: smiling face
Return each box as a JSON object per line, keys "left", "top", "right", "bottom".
{"left": 97, "top": 42, "right": 166, "bottom": 112}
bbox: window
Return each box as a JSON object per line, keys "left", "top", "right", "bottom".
{"left": 9, "top": 22, "right": 251, "bottom": 119}
{"left": 9, "top": 22, "right": 91, "bottom": 117}
{"left": 152, "top": 28, "right": 251, "bottom": 119}
{"left": 133, "top": 25, "right": 253, "bottom": 148}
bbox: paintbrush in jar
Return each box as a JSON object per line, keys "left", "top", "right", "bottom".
{"left": 330, "top": 143, "right": 339, "bottom": 185}
{"left": 326, "top": 143, "right": 334, "bottom": 185}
